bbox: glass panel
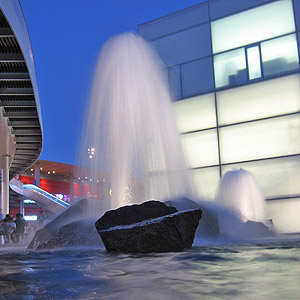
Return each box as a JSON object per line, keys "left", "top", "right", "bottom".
{"left": 261, "top": 34, "right": 299, "bottom": 77}
{"left": 219, "top": 114, "right": 300, "bottom": 164}
{"left": 181, "top": 129, "right": 219, "bottom": 168}
{"left": 221, "top": 156, "right": 300, "bottom": 198}
{"left": 247, "top": 46, "right": 261, "bottom": 80}
{"left": 294, "top": 0, "right": 300, "bottom": 32}
{"left": 139, "top": 3, "right": 209, "bottom": 40}
{"left": 181, "top": 57, "right": 214, "bottom": 97}
{"left": 217, "top": 74, "right": 300, "bottom": 125}
{"left": 211, "top": 0, "right": 295, "bottom": 54}
{"left": 214, "top": 48, "right": 247, "bottom": 88}
{"left": 151, "top": 24, "right": 212, "bottom": 67}
{"left": 267, "top": 198, "right": 300, "bottom": 233}
{"left": 169, "top": 66, "right": 182, "bottom": 100}
{"left": 210, "top": 0, "right": 272, "bottom": 21}
{"left": 173, "top": 93, "right": 216, "bottom": 133}
{"left": 192, "top": 167, "right": 220, "bottom": 199}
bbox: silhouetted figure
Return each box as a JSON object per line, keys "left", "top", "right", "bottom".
{"left": 1, "top": 216, "right": 16, "bottom": 243}
{"left": 5, "top": 214, "right": 13, "bottom": 220}
{"left": 37, "top": 210, "right": 47, "bottom": 228}
{"left": 14, "top": 213, "right": 26, "bottom": 243}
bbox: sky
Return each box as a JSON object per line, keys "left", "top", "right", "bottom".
{"left": 19, "top": 0, "right": 205, "bottom": 166}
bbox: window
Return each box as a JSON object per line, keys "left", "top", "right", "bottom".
{"left": 247, "top": 46, "right": 261, "bottom": 80}
{"left": 216, "top": 74, "right": 300, "bottom": 125}
{"left": 261, "top": 34, "right": 299, "bottom": 77}
{"left": 169, "top": 66, "right": 182, "bottom": 100}
{"left": 267, "top": 198, "right": 300, "bottom": 233}
{"left": 219, "top": 114, "right": 300, "bottom": 164}
{"left": 221, "top": 156, "right": 300, "bottom": 198}
{"left": 211, "top": 0, "right": 295, "bottom": 54}
{"left": 181, "top": 57, "right": 214, "bottom": 97}
{"left": 214, "top": 34, "right": 299, "bottom": 88}
{"left": 192, "top": 167, "right": 220, "bottom": 199}
{"left": 173, "top": 93, "right": 216, "bottom": 133}
{"left": 214, "top": 48, "right": 247, "bottom": 88}
{"left": 181, "top": 129, "right": 219, "bottom": 168}
{"left": 151, "top": 24, "right": 211, "bottom": 67}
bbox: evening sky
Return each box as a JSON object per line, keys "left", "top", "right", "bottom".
{"left": 19, "top": 0, "right": 205, "bottom": 165}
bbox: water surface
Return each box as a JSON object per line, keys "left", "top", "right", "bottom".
{"left": 1, "top": 239, "right": 299, "bottom": 300}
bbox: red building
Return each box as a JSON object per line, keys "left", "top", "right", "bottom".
{"left": 10, "top": 159, "right": 110, "bottom": 220}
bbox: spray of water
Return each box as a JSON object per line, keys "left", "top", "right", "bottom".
{"left": 80, "top": 32, "right": 193, "bottom": 211}
{"left": 78, "top": 33, "right": 272, "bottom": 242}
{"left": 215, "top": 168, "right": 267, "bottom": 223}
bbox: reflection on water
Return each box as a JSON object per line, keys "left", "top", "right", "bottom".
{"left": 0, "top": 239, "right": 300, "bottom": 300}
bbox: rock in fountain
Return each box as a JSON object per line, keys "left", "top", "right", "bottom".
{"left": 28, "top": 199, "right": 101, "bottom": 250}
{"left": 95, "top": 200, "right": 202, "bottom": 253}
{"left": 165, "top": 197, "right": 221, "bottom": 239}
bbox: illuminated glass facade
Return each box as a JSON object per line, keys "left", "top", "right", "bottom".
{"left": 139, "top": 0, "right": 300, "bottom": 233}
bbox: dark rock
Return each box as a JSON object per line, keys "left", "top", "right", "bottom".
{"left": 37, "top": 218, "right": 102, "bottom": 250}
{"left": 165, "top": 197, "right": 220, "bottom": 239}
{"left": 164, "top": 197, "right": 199, "bottom": 211}
{"left": 197, "top": 209, "right": 220, "bottom": 239}
{"left": 96, "top": 208, "right": 202, "bottom": 253}
{"left": 238, "top": 220, "right": 275, "bottom": 238}
{"left": 28, "top": 198, "right": 89, "bottom": 249}
{"left": 96, "top": 200, "right": 178, "bottom": 230}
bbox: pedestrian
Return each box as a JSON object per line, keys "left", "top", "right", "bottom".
{"left": 2, "top": 216, "right": 16, "bottom": 243}
{"left": 14, "top": 213, "right": 26, "bottom": 243}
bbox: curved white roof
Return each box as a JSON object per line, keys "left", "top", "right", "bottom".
{"left": 0, "top": 0, "right": 43, "bottom": 177}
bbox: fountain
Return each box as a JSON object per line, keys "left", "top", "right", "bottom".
{"left": 215, "top": 168, "right": 267, "bottom": 223}
{"left": 25, "top": 31, "right": 275, "bottom": 252}
{"left": 207, "top": 168, "right": 273, "bottom": 240}
{"left": 29, "top": 33, "right": 275, "bottom": 251}
{"left": 80, "top": 32, "right": 193, "bottom": 212}
{"left": 78, "top": 32, "right": 274, "bottom": 245}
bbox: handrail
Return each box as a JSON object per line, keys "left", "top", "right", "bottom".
{"left": 23, "top": 184, "right": 70, "bottom": 208}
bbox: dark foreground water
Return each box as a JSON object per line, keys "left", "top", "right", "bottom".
{"left": 0, "top": 239, "right": 300, "bottom": 300}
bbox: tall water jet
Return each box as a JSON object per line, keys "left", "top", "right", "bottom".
{"left": 80, "top": 32, "right": 193, "bottom": 211}
{"left": 215, "top": 168, "right": 267, "bottom": 223}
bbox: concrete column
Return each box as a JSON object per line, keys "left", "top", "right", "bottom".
{"left": 34, "top": 161, "right": 40, "bottom": 187}
{"left": 20, "top": 199, "right": 25, "bottom": 215}
{"left": 1, "top": 155, "right": 10, "bottom": 219}
{"left": 70, "top": 174, "right": 74, "bottom": 203}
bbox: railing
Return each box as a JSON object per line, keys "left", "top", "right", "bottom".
{"left": 23, "top": 184, "right": 70, "bottom": 209}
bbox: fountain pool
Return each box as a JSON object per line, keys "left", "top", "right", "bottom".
{"left": 2, "top": 32, "right": 299, "bottom": 299}
{"left": 1, "top": 240, "right": 300, "bottom": 299}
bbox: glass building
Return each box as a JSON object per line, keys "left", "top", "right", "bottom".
{"left": 139, "top": 0, "right": 300, "bottom": 233}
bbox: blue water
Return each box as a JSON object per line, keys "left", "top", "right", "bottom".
{"left": 0, "top": 239, "right": 300, "bottom": 300}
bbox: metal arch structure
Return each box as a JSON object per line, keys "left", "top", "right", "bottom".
{"left": 0, "top": 0, "right": 43, "bottom": 217}
{"left": 0, "top": 1, "right": 43, "bottom": 177}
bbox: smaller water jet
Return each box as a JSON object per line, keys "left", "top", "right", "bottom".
{"left": 215, "top": 168, "right": 267, "bottom": 223}
{"left": 210, "top": 168, "right": 274, "bottom": 240}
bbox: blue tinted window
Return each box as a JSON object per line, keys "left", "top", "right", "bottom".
{"left": 151, "top": 23, "right": 212, "bottom": 67}
{"left": 181, "top": 57, "right": 214, "bottom": 97}
{"left": 291, "top": 0, "right": 300, "bottom": 31}
{"left": 209, "top": 0, "right": 273, "bottom": 20}
{"left": 169, "top": 66, "right": 182, "bottom": 100}
{"left": 139, "top": 3, "right": 209, "bottom": 41}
